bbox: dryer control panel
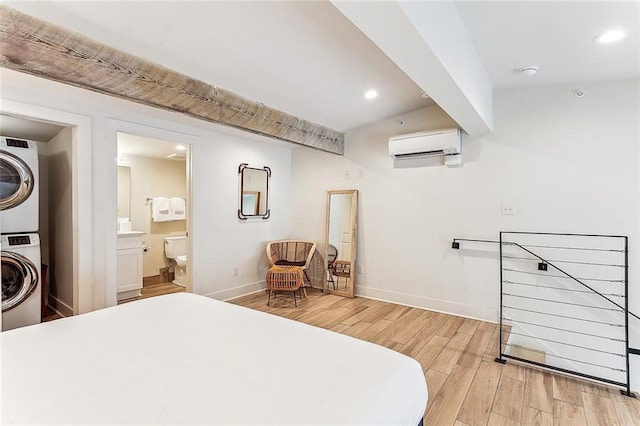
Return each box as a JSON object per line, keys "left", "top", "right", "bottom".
{"left": 8, "top": 235, "right": 33, "bottom": 246}
{"left": 5, "top": 138, "right": 29, "bottom": 148}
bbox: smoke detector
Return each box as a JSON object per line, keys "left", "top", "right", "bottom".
{"left": 519, "top": 66, "right": 539, "bottom": 76}
{"left": 574, "top": 89, "right": 586, "bottom": 98}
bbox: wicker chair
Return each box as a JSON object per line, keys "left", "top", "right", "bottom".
{"left": 266, "top": 240, "right": 317, "bottom": 287}
{"left": 266, "top": 266, "right": 304, "bottom": 307}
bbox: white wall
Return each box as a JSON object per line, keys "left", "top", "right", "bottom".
{"left": 36, "top": 140, "right": 50, "bottom": 302}
{"left": 45, "top": 127, "right": 74, "bottom": 315}
{"left": 291, "top": 79, "right": 639, "bottom": 389}
{"left": 188, "top": 132, "right": 292, "bottom": 299}
{"left": 1, "top": 68, "right": 293, "bottom": 307}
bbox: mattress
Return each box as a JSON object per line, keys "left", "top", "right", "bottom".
{"left": 2, "top": 292, "right": 427, "bottom": 424}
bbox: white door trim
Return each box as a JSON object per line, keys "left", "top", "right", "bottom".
{"left": 106, "top": 119, "right": 198, "bottom": 305}
{"left": 0, "top": 99, "right": 93, "bottom": 314}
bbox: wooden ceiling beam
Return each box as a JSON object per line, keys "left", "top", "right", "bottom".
{"left": 0, "top": 6, "right": 344, "bottom": 154}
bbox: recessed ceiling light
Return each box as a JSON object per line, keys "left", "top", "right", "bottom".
{"left": 364, "top": 89, "right": 378, "bottom": 100}
{"left": 176, "top": 144, "right": 186, "bottom": 151}
{"left": 594, "top": 30, "right": 625, "bottom": 44}
{"left": 519, "top": 66, "right": 539, "bottom": 76}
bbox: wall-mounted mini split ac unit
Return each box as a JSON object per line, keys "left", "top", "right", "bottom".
{"left": 388, "top": 127, "right": 461, "bottom": 166}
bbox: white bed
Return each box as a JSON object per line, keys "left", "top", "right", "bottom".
{"left": 2, "top": 293, "right": 427, "bottom": 425}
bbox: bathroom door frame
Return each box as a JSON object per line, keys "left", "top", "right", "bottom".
{"left": 106, "top": 119, "right": 197, "bottom": 306}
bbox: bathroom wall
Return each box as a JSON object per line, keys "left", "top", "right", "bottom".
{"left": 118, "top": 154, "right": 187, "bottom": 278}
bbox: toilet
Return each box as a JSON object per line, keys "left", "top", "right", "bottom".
{"left": 164, "top": 235, "right": 187, "bottom": 287}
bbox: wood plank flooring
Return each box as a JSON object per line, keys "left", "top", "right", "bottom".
{"left": 231, "top": 289, "right": 639, "bottom": 425}
{"left": 118, "top": 281, "right": 185, "bottom": 304}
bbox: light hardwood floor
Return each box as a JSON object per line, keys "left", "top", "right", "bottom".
{"left": 118, "top": 281, "right": 185, "bottom": 304}
{"left": 231, "top": 289, "right": 640, "bottom": 425}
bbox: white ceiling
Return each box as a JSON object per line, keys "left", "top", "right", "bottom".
{"left": 3, "top": 1, "right": 638, "bottom": 143}
{"left": 454, "top": 1, "right": 639, "bottom": 88}
{"left": 5, "top": 1, "right": 433, "bottom": 133}
{"left": 117, "top": 132, "right": 186, "bottom": 160}
{"left": 0, "top": 114, "right": 66, "bottom": 142}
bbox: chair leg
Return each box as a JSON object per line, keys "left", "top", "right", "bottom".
{"left": 267, "top": 289, "right": 271, "bottom": 306}
{"left": 293, "top": 290, "right": 297, "bottom": 307}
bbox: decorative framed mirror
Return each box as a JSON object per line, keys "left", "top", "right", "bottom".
{"left": 324, "top": 190, "right": 358, "bottom": 298}
{"left": 238, "top": 163, "right": 270, "bottom": 220}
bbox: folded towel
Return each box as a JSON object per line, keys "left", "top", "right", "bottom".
{"left": 152, "top": 197, "right": 172, "bottom": 222}
{"left": 170, "top": 197, "right": 186, "bottom": 220}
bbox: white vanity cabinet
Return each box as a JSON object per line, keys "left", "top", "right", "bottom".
{"left": 117, "top": 232, "right": 144, "bottom": 301}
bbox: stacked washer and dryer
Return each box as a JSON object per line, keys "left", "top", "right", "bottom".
{"left": 1, "top": 136, "right": 42, "bottom": 331}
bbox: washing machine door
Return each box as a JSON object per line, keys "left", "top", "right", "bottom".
{"left": 0, "top": 150, "right": 35, "bottom": 210}
{"left": 2, "top": 252, "right": 39, "bottom": 312}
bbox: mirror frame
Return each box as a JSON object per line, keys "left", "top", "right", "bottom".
{"left": 238, "top": 163, "right": 271, "bottom": 220}
{"left": 324, "top": 189, "right": 358, "bottom": 298}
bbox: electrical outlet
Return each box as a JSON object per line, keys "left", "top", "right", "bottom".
{"left": 501, "top": 202, "right": 516, "bottom": 216}
{"left": 357, "top": 265, "right": 364, "bottom": 274}
{"left": 344, "top": 170, "right": 352, "bottom": 180}
{"left": 233, "top": 266, "right": 239, "bottom": 276}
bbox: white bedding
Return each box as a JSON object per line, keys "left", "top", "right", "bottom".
{"left": 2, "top": 293, "right": 427, "bottom": 425}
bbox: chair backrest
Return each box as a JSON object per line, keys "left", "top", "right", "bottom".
{"left": 266, "top": 240, "right": 317, "bottom": 268}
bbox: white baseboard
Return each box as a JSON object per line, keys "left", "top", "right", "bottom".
{"left": 212, "top": 282, "right": 497, "bottom": 322}
{"left": 206, "top": 280, "right": 267, "bottom": 302}
{"left": 355, "top": 286, "right": 497, "bottom": 323}
{"left": 48, "top": 295, "right": 73, "bottom": 317}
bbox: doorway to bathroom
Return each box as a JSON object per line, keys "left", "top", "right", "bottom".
{"left": 116, "top": 131, "right": 190, "bottom": 303}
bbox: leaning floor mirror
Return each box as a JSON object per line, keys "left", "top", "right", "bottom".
{"left": 324, "top": 190, "right": 358, "bottom": 298}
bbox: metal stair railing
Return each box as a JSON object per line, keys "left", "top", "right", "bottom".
{"left": 452, "top": 232, "right": 638, "bottom": 397}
